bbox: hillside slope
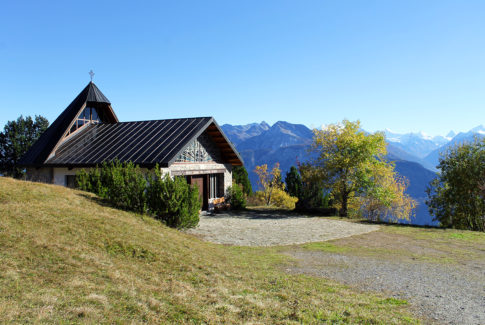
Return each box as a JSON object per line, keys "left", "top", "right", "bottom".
{"left": 0, "top": 178, "right": 417, "bottom": 323}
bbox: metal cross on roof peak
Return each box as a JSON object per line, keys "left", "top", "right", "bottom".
{"left": 89, "top": 70, "right": 95, "bottom": 82}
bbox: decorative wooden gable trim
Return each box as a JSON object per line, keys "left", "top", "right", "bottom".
{"left": 168, "top": 120, "right": 243, "bottom": 167}
{"left": 175, "top": 132, "right": 223, "bottom": 163}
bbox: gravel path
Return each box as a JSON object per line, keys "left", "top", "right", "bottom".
{"left": 286, "top": 250, "right": 485, "bottom": 325}
{"left": 186, "top": 210, "right": 379, "bottom": 246}
{"left": 187, "top": 210, "right": 485, "bottom": 324}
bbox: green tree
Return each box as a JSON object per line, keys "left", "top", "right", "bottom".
{"left": 297, "top": 162, "right": 332, "bottom": 211}
{"left": 426, "top": 138, "right": 485, "bottom": 231}
{"left": 0, "top": 115, "right": 49, "bottom": 178}
{"left": 311, "top": 120, "right": 403, "bottom": 218}
{"left": 232, "top": 165, "right": 252, "bottom": 195}
{"left": 285, "top": 166, "right": 302, "bottom": 198}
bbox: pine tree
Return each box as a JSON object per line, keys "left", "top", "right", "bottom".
{"left": 0, "top": 115, "right": 49, "bottom": 178}
{"left": 232, "top": 165, "right": 252, "bottom": 195}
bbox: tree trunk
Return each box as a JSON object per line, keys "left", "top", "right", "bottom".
{"left": 340, "top": 185, "right": 348, "bottom": 217}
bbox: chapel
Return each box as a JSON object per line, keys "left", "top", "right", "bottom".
{"left": 19, "top": 82, "right": 243, "bottom": 210}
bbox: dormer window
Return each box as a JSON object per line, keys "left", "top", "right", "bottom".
{"left": 67, "top": 107, "right": 105, "bottom": 135}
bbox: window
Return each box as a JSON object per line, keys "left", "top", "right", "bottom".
{"left": 209, "top": 173, "right": 224, "bottom": 199}
{"left": 66, "top": 175, "right": 76, "bottom": 188}
{"left": 66, "top": 107, "right": 104, "bottom": 136}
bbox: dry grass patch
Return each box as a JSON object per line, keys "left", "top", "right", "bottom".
{"left": 0, "top": 177, "right": 419, "bottom": 323}
{"left": 302, "top": 221, "right": 485, "bottom": 265}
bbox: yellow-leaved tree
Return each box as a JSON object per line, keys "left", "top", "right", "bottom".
{"left": 311, "top": 119, "right": 415, "bottom": 221}
{"left": 350, "top": 162, "right": 416, "bottom": 222}
{"left": 254, "top": 163, "right": 298, "bottom": 209}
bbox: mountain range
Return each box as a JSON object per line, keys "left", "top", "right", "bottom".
{"left": 222, "top": 122, "right": 485, "bottom": 226}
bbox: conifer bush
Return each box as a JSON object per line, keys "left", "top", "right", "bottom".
{"left": 77, "top": 161, "right": 147, "bottom": 213}
{"left": 226, "top": 183, "right": 246, "bottom": 210}
{"left": 104, "top": 161, "right": 147, "bottom": 213}
{"left": 146, "top": 169, "right": 200, "bottom": 228}
{"left": 76, "top": 162, "right": 200, "bottom": 228}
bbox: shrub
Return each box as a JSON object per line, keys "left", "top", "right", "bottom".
{"left": 271, "top": 188, "right": 298, "bottom": 210}
{"left": 227, "top": 183, "right": 246, "bottom": 210}
{"left": 246, "top": 193, "right": 266, "bottom": 207}
{"left": 253, "top": 189, "right": 298, "bottom": 210}
{"left": 104, "top": 161, "right": 147, "bottom": 213}
{"left": 146, "top": 169, "right": 200, "bottom": 229}
{"left": 77, "top": 161, "right": 147, "bottom": 213}
{"left": 76, "top": 162, "right": 200, "bottom": 228}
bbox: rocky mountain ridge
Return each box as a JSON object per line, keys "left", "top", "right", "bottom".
{"left": 222, "top": 121, "right": 485, "bottom": 225}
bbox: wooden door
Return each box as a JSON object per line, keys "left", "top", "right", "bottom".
{"left": 190, "top": 175, "right": 208, "bottom": 210}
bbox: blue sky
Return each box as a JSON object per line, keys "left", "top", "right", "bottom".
{"left": 1, "top": 1, "right": 484, "bottom": 136}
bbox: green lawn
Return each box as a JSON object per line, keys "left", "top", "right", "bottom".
{"left": 0, "top": 177, "right": 421, "bottom": 324}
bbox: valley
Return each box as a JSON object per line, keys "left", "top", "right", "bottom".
{"left": 222, "top": 122, "right": 485, "bottom": 226}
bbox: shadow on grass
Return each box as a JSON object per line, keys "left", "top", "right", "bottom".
{"left": 77, "top": 192, "right": 113, "bottom": 207}
{"left": 205, "top": 207, "right": 338, "bottom": 220}
{"left": 209, "top": 206, "right": 444, "bottom": 230}
{"left": 76, "top": 192, "right": 142, "bottom": 214}
{"left": 357, "top": 219, "right": 442, "bottom": 230}
{"left": 205, "top": 207, "right": 330, "bottom": 220}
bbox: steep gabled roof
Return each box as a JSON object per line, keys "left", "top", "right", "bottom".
{"left": 19, "top": 82, "right": 118, "bottom": 166}
{"left": 43, "top": 117, "right": 243, "bottom": 168}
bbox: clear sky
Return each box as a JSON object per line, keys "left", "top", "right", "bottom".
{"left": 1, "top": 1, "right": 484, "bottom": 136}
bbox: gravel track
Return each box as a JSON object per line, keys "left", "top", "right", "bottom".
{"left": 286, "top": 250, "right": 485, "bottom": 325}
{"left": 186, "top": 211, "right": 379, "bottom": 246}
{"left": 187, "top": 210, "right": 485, "bottom": 324}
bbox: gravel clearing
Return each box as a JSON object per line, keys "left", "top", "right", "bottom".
{"left": 186, "top": 210, "right": 379, "bottom": 246}
{"left": 187, "top": 210, "right": 485, "bottom": 324}
{"left": 286, "top": 250, "right": 485, "bottom": 325}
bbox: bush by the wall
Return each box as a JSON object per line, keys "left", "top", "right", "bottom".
{"left": 77, "top": 161, "right": 147, "bottom": 214}
{"left": 77, "top": 162, "right": 200, "bottom": 228}
{"left": 226, "top": 183, "right": 246, "bottom": 210}
{"left": 146, "top": 169, "right": 200, "bottom": 229}
{"left": 104, "top": 161, "right": 147, "bottom": 213}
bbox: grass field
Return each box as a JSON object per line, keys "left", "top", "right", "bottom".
{"left": 0, "top": 177, "right": 420, "bottom": 324}
{"left": 302, "top": 219, "right": 485, "bottom": 265}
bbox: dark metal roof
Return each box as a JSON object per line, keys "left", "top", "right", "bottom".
{"left": 19, "top": 82, "right": 118, "bottom": 166}
{"left": 44, "top": 117, "right": 243, "bottom": 168}
{"left": 87, "top": 83, "right": 110, "bottom": 104}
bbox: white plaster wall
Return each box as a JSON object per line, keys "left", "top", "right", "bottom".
{"left": 53, "top": 167, "right": 81, "bottom": 186}
{"left": 223, "top": 164, "right": 233, "bottom": 195}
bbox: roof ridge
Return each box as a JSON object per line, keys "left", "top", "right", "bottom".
{"left": 118, "top": 116, "right": 213, "bottom": 124}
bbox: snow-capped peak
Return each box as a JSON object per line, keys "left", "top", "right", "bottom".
{"left": 470, "top": 125, "right": 485, "bottom": 134}
{"left": 446, "top": 130, "right": 456, "bottom": 139}
{"left": 417, "top": 131, "right": 433, "bottom": 140}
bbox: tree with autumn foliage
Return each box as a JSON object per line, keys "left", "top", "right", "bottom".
{"left": 351, "top": 162, "right": 416, "bottom": 222}
{"left": 310, "top": 119, "right": 415, "bottom": 221}
{"left": 254, "top": 163, "right": 298, "bottom": 209}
